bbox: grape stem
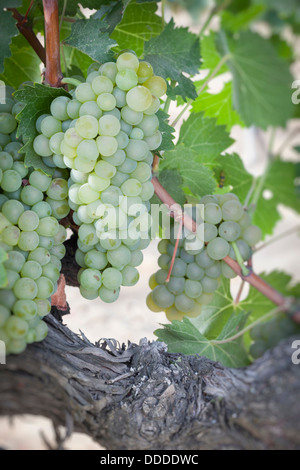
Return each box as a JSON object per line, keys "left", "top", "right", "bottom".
{"left": 165, "top": 218, "right": 183, "bottom": 282}
{"left": 7, "top": 7, "right": 46, "bottom": 64}
{"left": 43, "top": 0, "right": 65, "bottom": 88}
{"left": 151, "top": 176, "right": 297, "bottom": 320}
{"left": 231, "top": 242, "right": 250, "bottom": 276}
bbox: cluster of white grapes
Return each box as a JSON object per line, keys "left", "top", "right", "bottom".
{"left": 0, "top": 86, "right": 69, "bottom": 354}
{"left": 33, "top": 52, "right": 167, "bottom": 302}
{"left": 147, "top": 193, "right": 262, "bottom": 321}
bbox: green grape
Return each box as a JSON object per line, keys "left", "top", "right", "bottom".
{"left": 99, "top": 115, "right": 120, "bottom": 137}
{"left": 13, "top": 299, "right": 37, "bottom": 321}
{"left": 96, "top": 135, "right": 118, "bottom": 157}
{"left": 6, "top": 269, "right": 20, "bottom": 289}
{"left": 4, "top": 250, "right": 25, "bottom": 273}
{"left": 219, "top": 221, "right": 241, "bottom": 242}
{"left": 28, "top": 247, "right": 51, "bottom": 266}
{"left": 36, "top": 216, "right": 59, "bottom": 237}
{"left": 196, "top": 293, "right": 214, "bottom": 305}
{"left": 80, "top": 268, "right": 102, "bottom": 290}
{"left": 166, "top": 276, "right": 185, "bottom": 295}
{"left": 117, "top": 52, "right": 139, "bottom": 72}
{"left": 131, "top": 162, "right": 152, "bottom": 183}
{"left": 18, "top": 231, "right": 39, "bottom": 251}
{"left": 121, "top": 178, "right": 142, "bottom": 197}
{"left": 137, "top": 61, "right": 153, "bottom": 83}
{"left": 13, "top": 277, "right": 38, "bottom": 300}
{"left": 238, "top": 212, "right": 251, "bottom": 230}
{"left": 102, "top": 267, "right": 122, "bottom": 289}
{"left": 221, "top": 261, "right": 237, "bottom": 279}
{"left": 116, "top": 69, "right": 138, "bottom": 91}
{"left": 218, "top": 193, "right": 239, "bottom": 206}
{"left": 222, "top": 200, "right": 244, "bottom": 221}
{"left": 146, "top": 292, "right": 163, "bottom": 312}
{"left": 158, "top": 254, "right": 171, "bottom": 270}
{"left": 21, "top": 260, "right": 42, "bottom": 280}
{"left": 78, "top": 224, "right": 98, "bottom": 246}
{"left": 40, "top": 116, "right": 62, "bottom": 138}
{"left": 99, "top": 62, "right": 118, "bottom": 82}
{"left": 0, "top": 112, "right": 17, "bottom": 134}
{"left": 107, "top": 244, "right": 131, "bottom": 268}
{"left": 195, "top": 249, "right": 214, "bottom": 268}
{"left": 121, "top": 266, "right": 139, "bottom": 286}
{"left": 175, "top": 293, "right": 195, "bottom": 313}
{"left": 126, "top": 86, "right": 152, "bottom": 113}
{"left": 79, "top": 286, "right": 99, "bottom": 300}
{"left": 113, "top": 87, "right": 127, "bottom": 108}
{"left": 186, "top": 262, "right": 204, "bottom": 281}
{"left": 5, "top": 315, "right": 28, "bottom": 339}
{"left": 144, "top": 131, "right": 162, "bottom": 151}
{"left": 171, "top": 258, "right": 187, "bottom": 277}
{"left": 204, "top": 203, "right": 222, "bottom": 224}
{"left": 205, "top": 262, "right": 221, "bottom": 279}
{"left": 34, "top": 298, "right": 51, "bottom": 318}
{"left": 97, "top": 93, "right": 116, "bottom": 112}
{"left": 0, "top": 289, "right": 17, "bottom": 309}
{"left": 158, "top": 239, "right": 169, "bottom": 254}
{"left": 201, "top": 276, "right": 219, "bottom": 293}
{"left": 143, "top": 76, "right": 167, "bottom": 98}
{"left": 32, "top": 201, "right": 52, "bottom": 218}
{"left": 75, "top": 82, "right": 96, "bottom": 103}
{"left": 152, "top": 285, "right": 175, "bottom": 309}
{"left": 99, "top": 286, "right": 120, "bottom": 303}
{"left": 129, "top": 249, "right": 143, "bottom": 267}
{"left": 119, "top": 157, "right": 137, "bottom": 174}
{"left": 0, "top": 152, "right": 13, "bottom": 170}
{"left": 46, "top": 198, "right": 70, "bottom": 219}
{"left": 1, "top": 225, "right": 20, "bottom": 246}
{"left": 36, "top": 276, "right": 54, "bottom": 299}
{"left": 35, "top": 320, "right": 48, "bottom": 342}
{"left": 130, "top": 128, "right": 144, "bottom": 140}
{"left": 29, "top": 170, "right": 52, "bottom": 192}
{"left": 46, "top": 178, "right": 68, "bottom": 201}
{"left": 243, "top": 225, "right": 262, "bottom": 246}
{"left": 101, "top": 185, "right": 122, "bottom": 207}
{"left": 67, "top": 99, "right": 81, "bottom": 119}
{"left": 33, "top": 134, "right": 52, "bottom": 157}
{"left": 21, "top": 185, "right": 43, "bottom": 205}
{"left": 155, "top": 269, "right": 168, "bottom": 285}
{"left": 50, "top": 96, "right": 70, "bottom": 120}
{"left": 75, "top": 115, "right": 98, "bottom": 139}
{"left": 1, "top": 169, "right": 22, "bottom": 192}
{"left": 42, "top": 263, "right": 60, "bottom": 283}
{"left": 121, "top": 106, "right": 143, "bottom": 126}
{"left": 184, "top": 279, "right": 203, "bottom": 299}
{"left": 18, "top": 210, "right": 39, "bottom": 232}
{"left": 84, "top": 249, "right": 108, "bottom": 270}
{"left": 207, "top": 237, "right": 230, "bottom": 261}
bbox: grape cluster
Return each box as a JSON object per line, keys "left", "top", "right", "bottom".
{"left": 147, "top": 193, "right": 262, "bottom": 321}
{"left": 250, "top": 314, "right": 300, "bottom": 359}
{"left": 0, "top": 87, "right": 69, "bottom": 354}
{"left": 34, "top": 52, "right": 166, "bottom": 303}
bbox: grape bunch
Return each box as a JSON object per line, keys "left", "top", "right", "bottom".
{"left": 33, "top": 52, "right": 166, "bottom": 303}
{"left": 147, "top": 193, "right": 262, "bottom": 321}
{"left": 250, "top": 314, "right": 300, "bottom": 359}
{"left": 0, "top": 87, "right": 69, "bottom": 354}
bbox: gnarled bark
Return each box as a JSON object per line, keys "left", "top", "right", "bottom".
{"left": 0, "top": 312, "right": 299, "bottom": 450}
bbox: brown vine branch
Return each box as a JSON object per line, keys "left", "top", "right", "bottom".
{"left": 151, "top": 176, "right": 298, "bottom": 320}
{"left": 42, "top": 0, "right": 64, "bottom": 88}
{"left": 7, "top": 8, "right": 46, "bottom": 64}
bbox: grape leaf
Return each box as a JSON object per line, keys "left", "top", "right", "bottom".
{"left": 221, "top": 4, "right": 265, "bottom": 32}
{"left": 144, "top": 19, "right": 201, "bottom": 101}
{"left": 213, "top": 153, "right": 253, "bottom": 203}
{"left": 192, "top": 82, "right": 245, "bottom": 131}
{"left": 178, "top": 112, "right": 234, "bottom": 162}
{"left": 155, "top": 314, "right": 249, "bottom": 368}
{"left": 190, "top": 278, "right": 244, "bottom": 339}
{"left": 111, "top": 1, "right": 162, "bottom": 57}
{"left": 160, "top": 145, "right": 217, "bottom": 197}
{"left": 151, "top": 169, "right": 186, "bottom": 206}
{"left": 0, "top": 1, "right": 22, "bottom": 74}
{"left": 64, "top": 18, "right": 117, "bottom": 64}
{"left": 156, "top": 109, "right": 175, "bottom": 152}
{"left": 200, "top": 32, "right": 228, "bottom": 76}
{"left": 0, "top": 35, "right": 41, "bottom": 89}
{"left": 14, "top": 84, "right": 70, "bottom": 174}
{"left": 216, "top": 31, "right": 294, "bottom": 129}
{"left": 92, "top": 1, "right": 124, "bottom": 34}
{"left": 264, "top": 160, "right": 300, "bottom": 215}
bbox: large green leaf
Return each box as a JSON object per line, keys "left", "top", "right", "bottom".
{"left": 221, "top": 4, "right": 265, "bottom": 32}
{"left": 178, "top": 112, "right": 234, "bottom": 162}
{"left": 156, "top": 109, "right": 175, "bottom": 152}
{"left": 151, "top": 169, "right": 186, "bottom": 207}
{"left": 192, "top": 82, "right": 244, "bottom": 131}
{"left": 155, "top": 314, "right": 249, "bottom": 368}
{"left": 0, "top": 1, "right": 22, "bottom": 74}
{"left": 217, "top": 31, "right": 294, "bottom": 129}
{"left": 64, "top": 18, "right": 117, "bottom": 64}
{"left": 111, "top": 0, "right": 162, "bottom": 57}
{"left": 0, "top": 35, "right": 41, "bottom": 89}
{"left": 14, "top": 84, "right": 70, "bottom": 174}
{"left": 144, "top": 19, "right": 201, "bottom": 101}
{"left": 213, "top": 153, "right": 253, "bottom": 203}
{"left": 160, "top": 145, "right": 217, "bottom": 197}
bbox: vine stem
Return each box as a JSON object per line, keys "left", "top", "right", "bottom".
{"left": 151, "top": 176, "right": 296, "bottom": 318}
{"left": 43, "top": 0, "right": 64, "bottom": 88}
{"left": 7, "top": 8, "right": 46, "bottom": 64}
{"left": 254, "top": 225, "right": 300, "bottom": 253}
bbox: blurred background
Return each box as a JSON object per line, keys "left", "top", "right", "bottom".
{"left": 0, "top": 0, "right": 299, "bottom": 450}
